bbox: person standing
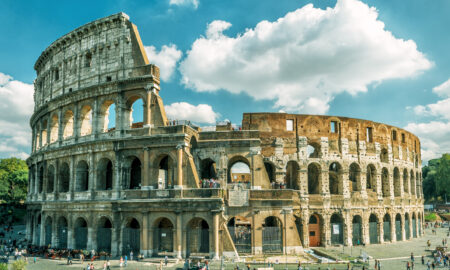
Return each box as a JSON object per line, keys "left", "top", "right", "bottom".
{"left": 130, "top": 251, "right": 133, "bottom": 261}
{"left": 377, "top": 260, "right": 381, "bottom": 270}
{"left": 124, "top": 255, "right": 128, "bottom": 267}
{"left": 407, "top": 261, "right": 410, "bottom": 270}
{"left": 164, "top": 255, "right": 168, "bottom": 266}
{"left": 119, "top": 256, "right": 124, "bottom": 267}
{"left": 422, "top": 255, "right": 425, "bottom": 265}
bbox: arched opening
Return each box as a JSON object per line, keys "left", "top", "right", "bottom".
{"left": 59, "top": 162, "right": 70, "bottom": 193}
{"left": 36, "top": 132, "right": 40, "bottom": 150}
{"left": 80, "top": 105, "right": 93, "bottom": 136}
{"left": 97, "top": 158, "right": 113, "bottom": 190}
{"left": 308, "top": 163, "right": 321, "bottom": 194}
{"left": 352, "top": 215, "right": 363, "bottom": 245}
{"left": 187, "top": 218, "right": 209, "bottom": 256}
{"left": 395, "top": 214, "right": 402, "bottom": 241}
{"left": 366, "top": 164, "right": 376, "bottom": 191}
{"left": 330, "top": 213, "right": 343, "bottom": 245}
{"left": 308, "top": 214, "right": 322, "bottom": 247}
{"left": 383, "top": 214, "right": 391, "bottom": 242}
{"left": 153, "top": 218, "right": 174, "bottom": 255}
{"left": 328, "top": 162, "right": 342, "bottom": 195}
{"left": 412, "top": 213, "right": 417, "bottom": 238}
{"left": 262, "top": 216, "right": 282, "bottom": 253}
{"left": 41, "top": 120, "right": 48, "bottom": 146}
{"left": 381, "top": 168, "right": 389, "bottom": 197}
{"left": 35, "top": 214, "right": 41, "bottom": 245}
{"left": 75, "top": 160, "right": 89, "bottom": 192}
{"left": 50, "top": 114, "right": 59, "bottom": 143}
{"left": 62, "top": 110, "right": 74, "bottom": 139}
{"left": 369, "top": 214, "right": 378, "bottom": 244}
{"left": 403, "top": 169, "right": 409, "bottom": 193}
{"left": 44, "top": 216, "right": 52, "bottom": 246}
{"left": 410, "top": 171, "right": 416, "bottom": 196}
{"left": 128, "top": 97, "right": 144, "bottom": 129}
{"left": 97, "top": 217, "right": 112, "bottom": 253}
{"left": 307, "top": 142, "right": 321, "bottom": 158}
{"left": 286, "top": 161, "right": 299, "bottom": 189}
{"left": 158, "top": 156, "right": 174, "bottom": 189}
{"left": 201, "top": 158, "right": 217, "bottom": 180}
{"left": 100, "top": 100, "right": 116, "bottom": 132}
{"left": 380, "top": 148, "right": 388, "bottom": 163}
{"left": 74, "top": 217, "right": 88, "bottom": 250}
{"left": 123, "top": 218, "right": 140, "bottom": 256}
{"left": 47, "top": 165, "right": 55, "bottom": 193}
{"left": 57, "top": 217, "right": 68, "bottom": 249}
{"left": 418, "top": 213, "right": 422, "bottom": 235}
{"left": 405, "top": 213, "right": 410, "bottom": 239}
{"left": 393, "top": 168, "right": 401, "bottom": 197}
{"left": 349, "top": 163, "right": 361, "bottom": 192}
{"left": 129, "top": 157, "right": 141, "bottom": 189}
{"left": 264, "top": 162, "right": 276, "bottom": 184}
{"left": 228, "top": 158, "right": 251, "bottom": 185}
{"left": 227, "top": 217, "right": 251, "bottom": 254}
{"left": 38, "top": 165, "right": 44, "bottom": 193}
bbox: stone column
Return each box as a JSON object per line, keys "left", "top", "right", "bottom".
{"left": 67, "top": 216, "right": 74, "bottom": 249}
{"left": 390, "top": 216, "right": 396, "bottom": 242}
{"left": 111, "top": 227, "right": 119, "bottom": 257}
{"left": 342, "top": 170, "right": 350, "bottom": 199}
{"left": 34, "top": 163, "right": 39, "bottom": 197}
{"left": 360, "top": 169, "right": 368, "bottom": 199}
{"left": 378, "top": 218, "right": 384, "bottom": 244}
{"left": 401, "top": 215, "right": 406, "bottom": 241}
{"left": 39, "top": 216, "right": 46, "bottom": 246}
{"left": 175, "top": 144, "right": 184, "bottom": 189}
{"left": 213, "top": 211, "right": 220, "bottom": 259}
{"left": 69, "top": 156, "right": 75, "bottom": 200}
{"left": 299, "top": 169, "right": 308, "bottom": 197}
{"left": 321, "top": 170, "right": 329, "bottom": 195}
{"left": 343, "top": 212, "right": 351, "bottom": 246}
{"left": 323, "top": 214, "right": 331, "bottom": 247}
{"left": 87, "top": 224, "right": 96, "bottom": 251}
{"left": 89, "top": 152, "right": 95, "bottom": 198}
{"left": 92, "top": 98, "right": 99, "bottom": 137}
{"left": 388, "top": 170, "right": 394, "bottom": 200}
{"left": 362, "top": 215, "right": 369, "bottom": 245}
{"left": 176, "top": 211, "right": 183, "bottom": 259}
{"left": 113, "top": 152, "right": 122, "bottom": 199}
{"left": 141, "top": 212, "right": 149, "bottom": 256}
{"left": 143, "top": 89, "right": 152, "bottom": 128}
{"left": 142, "top": 148, "right": 150, "bottom": 188}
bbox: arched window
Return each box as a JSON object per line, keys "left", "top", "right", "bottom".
{"left": 158, "top": 156, "right": 174, "bottom": 189}
{"left": 41, "top": 120, "right": 48, "bottom": 146}
{"left": 97, "top": 158, "right": 113, "bottom": 190}
{"left": 201, "top": 158, "right": 217, "bottom": 180}
{"left": 369, "top": 214, "right": 378, "bottom": 244}
{"left": 262, "top": 216, "right": 282, "bottom": 253}
{"left": 328, "top": 162, "right": 342, "bottom": 195}
{"left": 381, "top": 168, "right": 390, "bottom": 197}
{"left": 62, "top": 110, "right": 74, "bottom": 139}
{"left": 129, "top": 158, "right": 141, "bottom": 189}
{"left": 75, "top": 161, "right": 89, "bottom": 191}
{"left": 227, "top": 217, "right": 251, "bottom": 254}
{"left": 403, "top": 168, "right": 409, "bottom": 193}
{"left": 44, "top": 217, "right": 52, "bottom": 246}
{"left": 59, "top": 162, "right": 70, "bottom": 193}
{"left": 74, "top": 218, "right": 88, "bottom": 250}
{"left": 393, "top": 168, "right": 400, "bottom": 197}
{"left": 47, "top": 165, "right": 55, "bottom": 193}
{"left": 38, "top": 165, "right": 44, "bottom": 193}
{"left": 349, "top": 163, "right": 361, "bottom": 192}
{"left": 286, "top": 161, "right": 299, "bottom": 189}
{"left": 410, "top": 170, "right": 416, "bottom": 195}
{"left": 50, "top": 114, "right": 59, "bottom": 143}
{"left": 383, "top": 214, "right": 391, "bottom": 242}
{"left": 123, "top": 218, "right": 141, "bottom": 255}
{"left": 57, "top": 217, "right": 68, "bottom": 249}
{"left": 308, "top": 163, "right": 321, "bottom": 194}
{"left": 380, "top": 148, "right": 388, "bottom": 163}
{"left": 264, "top": 162, "right": 275, "bottom": 183}
{"left": 187, "top": 218, "right": 209, "bottom": 256}
{"left": 330, "top": 213, "right": 343, "bottom": 245}
{"left": 97, "top": 217, "right": 113, "bottom": 253}
{"left": 154, "top": 218, "right": 174, "bottom": 254}
{"left": 307, "top": 143, "right": 321, "bottom": 158}
{"left": 366, "top": 165, "right": 376, "bottom": 191}
{"left": 80, "top": 105, "right": 93, "bottom": 136}
{"left": 352, "top": 215, "right": 363, "bottom": 245}
{"left": 100, "top": 100, "right": 116, "bottom": 132}
{"left": 128, "top": 97, "right": 144, "bottom": 129}
{"left": 229, "top": 159, "right": 251, "bottom": 184}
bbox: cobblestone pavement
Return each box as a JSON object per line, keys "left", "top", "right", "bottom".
{"left": 4, "top": 225, "right": 450, "bottom": 270}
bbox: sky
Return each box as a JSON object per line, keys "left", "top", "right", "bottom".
{"left": 0, "top": 0, "right": 449, "bottom": 163}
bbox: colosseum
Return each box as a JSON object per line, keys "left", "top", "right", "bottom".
{"left": 26, "top": 13, "right": 424, "bottom": 259}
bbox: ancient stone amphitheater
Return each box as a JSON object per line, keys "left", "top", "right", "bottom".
{"left": 26, "top": 13, "right": 424, "bottom": 259}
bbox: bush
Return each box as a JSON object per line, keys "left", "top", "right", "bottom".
{"left": 0, "top": 263, "right": 7, "bottom": 270}
{"left": 425, "top": 212, "right": 437, "bottom": 222}
{"left": 11, "top": 259, "right": 27, "bottom": 270}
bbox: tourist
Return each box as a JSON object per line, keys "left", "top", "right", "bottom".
{"left": 130, "top": 250, "right": 133, "bottom": 261}
{"left": 124, "top": 255, "right": 128, "bottom": 266}
{"left": 165, "top": 255, "right": 168, "bottom": 266}
{"left": 374, "top": 259, "right": 378, "bottom": 270}
{"left": 103, "top": 261, "right": 107, "bottom": 270}
{"left": 411, "top": 252, "right": 414, "bottom": 262}
{"left": 426, "top": 260, "right": 431, "bottom": 270}
{"left": 422, "top": 255, "right": 425, "bottom": 264}
{"left": 107, "top": 260, "right": 111, "bottom": 270}
{"left": 119, "top": 256, "right": 124, "bottom": 267}
{"left": 406, "top": 261, "right": 410, "bottom": 270}
{"left": 86, "top": 263, "right": 90, "bottom": 270}
{"left": 377, "top": 260, "right": 381, "bottom": 269}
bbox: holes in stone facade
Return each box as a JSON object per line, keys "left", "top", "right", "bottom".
{"left": 80, "top": 105, "right": 93, "bottom": 136}
{"left": 349, "top": 163, "right": 361, "bottom": 192}
{"left": 328, "top": 162, "right": 342, "bottom": 195}
{"left": 366, "top": 164, "right": 376, "bottom": 191}
{"left": 75, "top": 160, "right": 89, "bottom": 192}
{"left": 381, "top": 168, "right": 389, "bottom": 197}
{"left": 307, "top": 142, "right": 321, "bottom": 158}
{"left": 62, "top": 110, "right": 74, "bottom": 139}
{"left": 380, "top": 148, "right": 388, "bottom": 163}
{"left": 85, "top": 53, "right": 92, "bottom": 68}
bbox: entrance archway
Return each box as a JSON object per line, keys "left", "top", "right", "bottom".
{"left": 405, "top": 213, "right": 411, "bottom": 239}
{"left": 57, "top": 217, "right": 68, "bottom": 249}
{"left": 395, "top": 214, "right": 402, "bottom": 241}
{"left": 44, "top": 216, "right": 52, "bottom": 246}
{"left": 262, "top": 216, "right": 282, "bottom": 253}
{"left": 369, "top": 214, "right": 378, "bottom": 244}
{"left": 154, "top": 218, "right": 174, "bottom": 255}
{"left": 186, "top": 218, "right": 209, "bottom": 256}
{"left": 330, "top": 213, "right": 343, "bottom": 245}
{"left": 97, "top": 217, "right": 112, "bottom": 253}
{"left": 123, "top": 218, "right": 140, "bottom": 256}
{"left": 383, "top": 214, "right": 391, "bottom": 242}
{"left": 227, "top": 217, "right": 251, "bottom": 254}
{"left": 412, "top": 213, "right": 417, "bottom": 238}
{"left": 352, "top": 215, "right": 362, "bottom": 245}
{"left": 74, "top": 217, "right": 88, "bottom": 250}
{"left": 308, "top": 214, "right": 321, "bottom": 247}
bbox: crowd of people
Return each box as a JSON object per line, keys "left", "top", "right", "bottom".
{"left": 201, "top": 178, "right": 220, "bottom": 188}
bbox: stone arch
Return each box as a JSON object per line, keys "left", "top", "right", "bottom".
{"left": 62, "top": 110, "right": 74, "bottom": 139}
{"left": 329, "top": 162, "right": 343, "bottom": 195}
{"left": 153, "top": 217, "right": 174, "bottom": 254}
{"left": 228, "top": 156, "right": 251, "bottom": 184}
{"left": 330, "top": 213, "right": 343, "bottom": 245}
{"left": 79, "top": 105, "right": 93, "bottom": 136}
{"left": 44, "top": 216, "right": 52, "bottom": 246}
{"left": 97, "top": 216, "right": 113, "bottom": 253}
{"left": 262, "top": 216, "right": 283, "bottom": 253}
{"left": 412, "top": 212, "right": 417, "bottom": 238}
{"left": 35, "top": 214, "right": 41, "bottom": 245}
{"left": 186, "top": 217, "right": 210, "bottom": 256}
{"left": 59, "top": 162, "right": 70, "bottom": 193}
{"left": 380, "top": 148, "right": 389, "bottom": 163}
{"left": 405, "top": 212, "right": 411, "bottom": 239}
{"left": 49, "top": 114, "right": 59, "bottom": 143}
{"left": 74, "top": 217, "right": 88, "bottom": 250}
{"left": 395, "top": 213, "right": 402, "bottom": 241}
{"left": 307, "top": 141, "right": 321, "bottom": 158}
{"left": 125, "top": 156, "right": 141, "bottom": 189}
{"left": 349, "top": 162, "right": 361, "bottom": 192}
{"left": 99, "top": 100, "right": 116, "bottom": 132}
{"left": 126, "top": 95, "right": 145, "bottom": 129}
{"left": 41, "top": 119, "right": 48, "bottom": 146}
{"left": 97, "top": 158, "right": 113, "bottom": 190}
{"left": 308, "top": 162, "right": 321, "bottom": 194}
{"left": 200, "top": 158, "right": 217, "bottom": 180}
{"left": 227, "top": 216, "right": 252, "bottom": 254}
{"left": 264, "top": 161, "right": 276, "bottom": 184}
{"left": 158, "top": 155, "right": 175, "bottom": 189}
{"left": 352, "top": 215, "right": 363, "bottom": 245}
{"left": 369, "top": 214, "right": 379, "bottom": 244}
{"left": 393, "top": 167, "right": 401, "bottom": 197}
{"left": 123, "top": 218, "right": 141, "bottom": 256}
{"left": 403, "top": 168, "right": 409, "bottom": 193}
{"left": 57, "top": 216, "right": 68, "bottom": 249}
{"left": 410, "top": 170, "right": 416, "bottom": 195}
{"left": 366, "top": 164, "right": 376, "bottom": 191}
{"left": 47, "top": 165, "right": 55, "bottom": 193}
{"left": 308, "top": 213, "right": 323, "bottom": 247}
{"left": 383, "top": 213, "right": 391, "bottom": 242}
{"left": 381, "top": 168, "right": 390, "bottom": 197}
{"left": 75, "top": 160, "right": 89, "bottom": 191}
{"left": 286, "top": 161, "right": 299, "bottom": 189}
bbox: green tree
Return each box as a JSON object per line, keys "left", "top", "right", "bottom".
{"left": 422, "top": 154, "right": 450, "bottom": 202}
{"left": 436, "top": 154, "right": 450, "bottom": 200}
{"left": 0, "top": 158, "right": 28, "bottom": 204}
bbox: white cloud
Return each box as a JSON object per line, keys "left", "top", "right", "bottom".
{"left": 145, "top": 44, "right": 182, "bottom": 81}
{"left": 405, "top": 121, "right": 450, "bottom": 162}
{"left": 180, "top": 0, "right": 432, "bottom": 114}
{"left": 169, "top": 0, "right": 199, "bottom": 9}
{"left": 0, "top": 72, "right": 33, "bottom": 159}
{"left": 165, "top": 102, "right": 219, "bottom": 124}
{"left": 433, "top": 78, "right": 450, "bottom": 97}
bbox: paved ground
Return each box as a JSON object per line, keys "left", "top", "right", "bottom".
{"left": 3, "top": 224, "right": 450, "bottom": 269}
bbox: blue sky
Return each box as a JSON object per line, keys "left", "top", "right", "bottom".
{"left": 0, "top": 0, "right": 449, "bottom": 162}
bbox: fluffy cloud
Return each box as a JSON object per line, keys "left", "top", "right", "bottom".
{"left": 165, "top": 102, "right": 219, "bottom": 124}
{"left": 0, "top": 72, "right": 34, "bottom": 159}
{"left": 180, "top": 0, "right": 432, "bottom": 114}
{"left": 145, "top": 44, "right": 182, "bottom": 81}
{"left": 169, "top": 0, "right": 199, "bottom": 9}
{"left": 407, "top": 78, "right": 450, "bottom": 162}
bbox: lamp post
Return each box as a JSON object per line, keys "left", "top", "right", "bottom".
{"left": 281, "top": 207, "right": 293, "bottom": 270}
